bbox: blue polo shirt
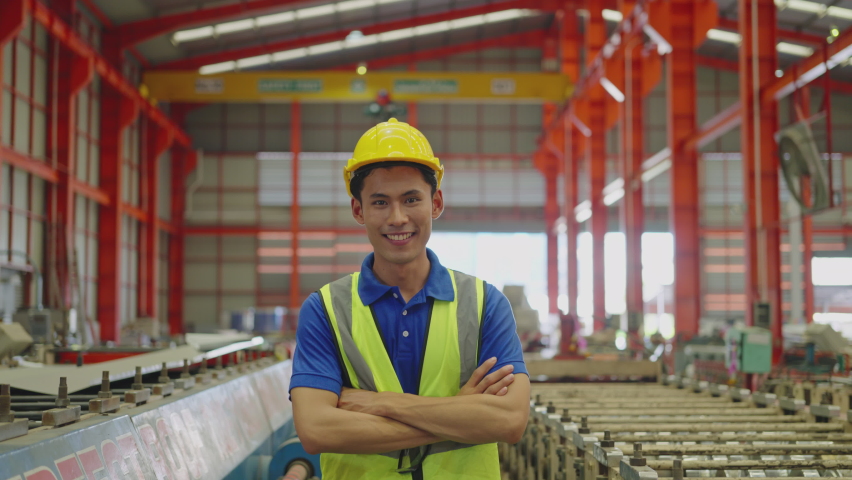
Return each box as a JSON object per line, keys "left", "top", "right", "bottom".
{"left": 290, "top": 249, "right": 528, "bottom": 396}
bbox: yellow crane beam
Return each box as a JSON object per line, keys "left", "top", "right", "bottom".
{"left": 143, "top": 70, "right": 571, "bottom": 103}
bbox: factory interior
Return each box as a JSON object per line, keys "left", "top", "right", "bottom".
{"left": 2, "top": 0, "right": 852, "bottom": 478}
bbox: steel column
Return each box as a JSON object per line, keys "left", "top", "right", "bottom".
{"left": 0, "top": 0, "right": 26, "bottom": 209}
{"left": 622, "top": 42, "right": 645, "bottom": 334}
{"left": 796, "top": 87, "right": 815, "bottom": 324}
{"left": 48, "top": 1, "right": 94, "bottom": 308}
{"left": 289, "top": 102, "right": 301, "bottom": 330}
{"left": 169, "top": 149, "right": 191, "bottom": 336}
{"left": 142, "top": 125, "right": 173, "bottom": 319}
{"left": 587, "top": 6, "right": 608, "bottom": 331}
{"left": 668, "top": 0, "right": 701, "bottom": 339}
{"left": 98, "top": 90, "right": 139, "bottom": 343}
{"left": 739, "top": 0, "right": 782, "bottom": 363}
{"left": 562, "top": 10, "right": 581, "bottom": 320}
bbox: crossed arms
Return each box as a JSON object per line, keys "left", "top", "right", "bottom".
{"left": 292, "top": 357, "right": 531, "bottom": 455}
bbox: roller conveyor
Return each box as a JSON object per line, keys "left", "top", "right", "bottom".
{"left": 502, "top": 373, "right": 852, "bottom": 480}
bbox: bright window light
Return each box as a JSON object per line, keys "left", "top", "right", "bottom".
{"left": 215, "top": 19, "right": 255, "bottom": 35}
{"left": 297, "top": 4, "right": 336, "bottom": 19}
{"left": 272, "top": 48, "right": 308, "bottom": 62}
{"left": 378, "top": 29, "right": 412, "bottom": 42}
{"left": 236, "top": 54, "right": 272, "bottom": 69}
{"left": 707, "top": 29, "right": 742, "bottom": 44}
{"left": 308, "top": 41, "right": 343, "bottom": 55}
{"left": 200, "top": 61, "right": 236, "bottom": 75}
{"left": 777, "top": 42, "right": 814, "bottom": 57}
{"left": 813, "top": 257, "right": 852, "bottom": 285}
{"left": 174, "top": 0, "right": 414, "bottom": 44}
{"left": 415, "top": 22, "right": 451, "bottom": 36}
{"left": 338, "top": 0, "right": 376, "bottom": 11}
{"left": 172, "top": 26, "right": 214, "bottom": 43}
{"left": 602, "top": 9, "right": 623, "bottom": 22}
{"left": 256, "top": 11, "right": 295, "bottom": 28}
{"left": 199, "top": 9, "right": 537, "bottom": 73}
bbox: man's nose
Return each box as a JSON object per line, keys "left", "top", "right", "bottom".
{"left": 387, "top": 203, "right": 408, "bottom": 225}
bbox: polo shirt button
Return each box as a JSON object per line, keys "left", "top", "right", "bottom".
{"left": 403, "top": 331, "right": 409, "bottom": 337}
{"left": 393, "top": 293, "right": 399, "bottom": 299}
{"left": 402, "top": 310, "right": 408, "bottom": 316}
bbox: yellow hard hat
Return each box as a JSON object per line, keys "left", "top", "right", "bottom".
{"left": 343, "top": 118, "right": 443, "bottom": 197}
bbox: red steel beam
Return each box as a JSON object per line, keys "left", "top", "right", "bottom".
{"left": 30, "top": 1, "right": 191, "bottom": 148}
{"left": 562, "top": 15, "right": 581, "bottom": 323}
{"left": 98, "top": 91, "right": 139, "bottom": 344}
{"left": 71, "top": 180, "right": 110, "bottom": 205}
{"left": 289, "top": 102, "right": 301, "bottom": 330}
{"left": 114, "top": 0, "right": 311, "bottom": 50}
{"left": 542, "top": 104, "right": 561, "bottom": 315}
{"left": 0, "top": 0, "right": 27, "bottom": 46}
{"left": 142, "top": 125, "right": 173, "bottom": 319}
{"left": 337, "top": 30, "right": 546, "bottom": 71}
{"left": 717, "top": 17, "right": 826, "bottom": 46}
{"left": 739, "top": 0, "right": 782, "bottom": 367}
{"left": 668, "top": 0, "right": 701, "bottom": 340}
{"left": 49, "top": 0, "right": 94, "bottom": 308}
{"left": 766, "top": 24, "right": 852, "bottom": 101}
{"left": 169, "top": 148, "right": 187, "bottom": 336}
{"left": 587, "top": 5, "right": 608, "bottom": 331}
{"left": 158, "top": 1, "right": 533, "bottom": 70}
{"left": 622, "top": 40, "right": 645, "bottom": 334}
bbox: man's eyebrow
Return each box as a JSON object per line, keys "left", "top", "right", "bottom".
{"left": 369, "top": 190, "right": 423, "bottom": 199}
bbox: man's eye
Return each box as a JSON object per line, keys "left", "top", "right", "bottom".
{"left": 373, "top": 200, "right": 387, "bottom": 206}
{"left": 406, "top": 197, "right": 420, "bottom": 203}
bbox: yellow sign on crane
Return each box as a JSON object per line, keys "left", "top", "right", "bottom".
{"left": 142, "top": 70, "right": 572, "bottom": 103}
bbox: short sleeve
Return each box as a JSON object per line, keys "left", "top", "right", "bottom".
{"left": 289, "top": 292, "right": 345, "bottom": 396}
{"left": 479, "top": 284, "right": 528, "bottom": 377}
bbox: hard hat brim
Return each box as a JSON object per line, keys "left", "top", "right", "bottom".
{"left": 344, "top": 157, "right": 444, "bottom": 197}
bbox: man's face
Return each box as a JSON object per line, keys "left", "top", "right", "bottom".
{"left": 351, "top": 166, "right": 444, "bottom": 266}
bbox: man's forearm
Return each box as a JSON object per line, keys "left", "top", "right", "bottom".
{"left": 300, "top": 405, "right": 441, "bottom": 455}
{"left": 378, "top": 391, "right": 528, "bottom": 445}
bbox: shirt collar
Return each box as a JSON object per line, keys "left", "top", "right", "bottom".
{"left": 358, "top": 248, "right": 456, "bottom": 305}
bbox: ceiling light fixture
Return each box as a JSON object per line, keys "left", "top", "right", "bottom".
{"left": 602, "top": 9, "right": 623, "bottom": 22}
{"left": 775, "top": 0, "right": 852, "bottom": 21}
{"left": 199, "top": 9, "right": 538, "bottom": 74}
{"left": 174, "top": 0, "right": 410, "bottom": 45}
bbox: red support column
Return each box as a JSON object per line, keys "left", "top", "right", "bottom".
{"left": 48, "top": 21, "right": 94, "bottom": 309}
{"left": 0, "top": 0, "right": 26, "bottom": 46}
{"left": 739, "top": 0, "right": 783, "bottom": 363}
{"left": 169, "top": 149, "right": 192, "bottom": 336}
{"left": 142, "top": 124, "right": 173, "bottom": 319}
{"left": 565, "top": 122, "right": 582, "bottom": 320}
{"left": 587, "top": 6, "right": 608, "bottom": 331}
{"left": 622, "top": 43, "right": 645, "bottom": 334}
{"left": 668, "top": 0, "right": 701, "bottom": 340}
{"left": 797, "top": 88, "right": 815, "bottom": 324}
{"left": 289, "top": 101, "right": 301, "bottom": 330}
{"left": 562, "top": 10, "right": 581, "bottom": 322}
{"left": 407, "top": 64, "right": 418, "bottom": 128}
{"left": 98, "top": 89, "right": 139, "bottom": 343}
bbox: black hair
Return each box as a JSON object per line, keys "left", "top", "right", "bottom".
{"left": 349, "top": 161, "right": 438, "bottom": 202}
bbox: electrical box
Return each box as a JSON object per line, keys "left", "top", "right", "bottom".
{"left": 725, "top": 326, "right": 772, "bottom": 374}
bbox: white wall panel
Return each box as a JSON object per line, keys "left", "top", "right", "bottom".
{"left": 186, "top": 263, "right": 218, "bottom": 290}
{"left": 221, "top": 263, "right": 256, "bottom": 290}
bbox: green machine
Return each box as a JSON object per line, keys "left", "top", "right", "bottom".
{"left": 725, "top": 326, "right": 772, "bottom": 374}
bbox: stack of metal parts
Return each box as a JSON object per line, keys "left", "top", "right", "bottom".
{"left": 504, "top": 376, "right": 852, "bottom": 480}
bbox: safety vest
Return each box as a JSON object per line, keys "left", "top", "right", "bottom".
{"left": 316, "top": 269, "right": 502, "bottom": 480}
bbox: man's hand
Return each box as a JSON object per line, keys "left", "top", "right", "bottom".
{"left": 338, "top": 387, "right": 388, "bottom": 416}
{"left": 457, "top": 357, "right": 515, "bottom": 397}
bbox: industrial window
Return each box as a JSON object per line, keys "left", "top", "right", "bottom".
{"left": 74, "top": 196, "right": 98, "bottom": 323}
{"left": 1, "top": 18, "right": 48, "bottom": 160}
{"left": 120, "top": 215, "right": 139, "bottom": 326}
{"left": 0, "top": 164, "right": 47, "bottom": 310}
{"left": 122, "top": 120, "right": 141, "bottom": 206}
{"left": 75, "top": 74, "right": 101, "bottom": 186}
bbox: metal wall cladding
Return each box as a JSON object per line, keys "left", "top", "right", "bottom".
{"left": 0, "top": 360, "right": 294, "bottom": 480}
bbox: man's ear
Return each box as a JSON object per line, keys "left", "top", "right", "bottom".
{"left": 432, "top": 190, "right": 444, "bottom": 220}
{"left": 352, "top": 197, "right": 365, "bottom": 225}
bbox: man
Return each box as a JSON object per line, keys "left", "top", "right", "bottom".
{"left": 290, "top": 118, "right": 530, "bottom": 479}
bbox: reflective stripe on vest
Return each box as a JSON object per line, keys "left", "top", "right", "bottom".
{"left": 317, "top": 268, "right": 501, "bottom": 479}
